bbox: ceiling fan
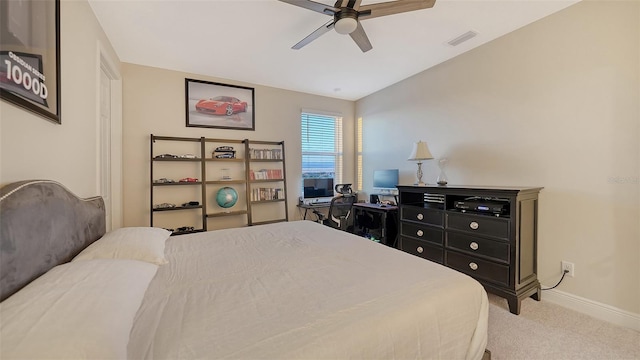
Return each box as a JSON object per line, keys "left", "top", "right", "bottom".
{"left": 278, "top": 0, "right": 436, "bottom": 52}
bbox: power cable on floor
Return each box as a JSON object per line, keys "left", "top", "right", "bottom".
{"left": 541, "top": 269, "right": 569, "bottom": 290}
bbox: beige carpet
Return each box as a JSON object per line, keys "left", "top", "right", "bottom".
{"left": 486, "top": 294, "right": 639, "bottom": 359}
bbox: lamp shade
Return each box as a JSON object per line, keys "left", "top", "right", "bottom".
{"left": 407, "top": 141, "right": 434, "bottom": 161}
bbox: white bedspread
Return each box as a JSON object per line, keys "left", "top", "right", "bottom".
{"left": 129, "top": 220, "right": 488, "bottom": 359}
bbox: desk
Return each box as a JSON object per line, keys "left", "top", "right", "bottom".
{"left": 352, "top": 203, "right": 398, "bottom": 247}
{"left": 297, "top": 203, "right": 330, "bottom": 220}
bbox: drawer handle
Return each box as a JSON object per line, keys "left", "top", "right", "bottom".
{"left": 417, "top": 213, "right": 424, "bottom": 220}
{"left": 417, "top": 246, "right": 424, "bottom": 254}
{"left": 470, "top": 242, "right": 479, "bottom": 250}
{"left": 469, "top": 221, "right": 479, "bottom": 230}
{"left": 469, "top": 262, "right": 478, "bottom": 271}
{"left": 416, "top": 230, "right": 424, "bottom": 237}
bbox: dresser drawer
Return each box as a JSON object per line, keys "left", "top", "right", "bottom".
{"left": 447, "top": 213, "right": 509, "bottom": 240}
{"left": 400, "top": 222, "right": 443, "bottom": 245}
{"left": 445, "top": 251, "right": 510, "bottom": 287}
{"left": 446, "top": 232, "right": 509, "bottom": 263}
{"left": 400, "top": 237, "right": 443, "bottom": 264}
{"left": 401, "top": 206, "right": 444, "bottom": 227}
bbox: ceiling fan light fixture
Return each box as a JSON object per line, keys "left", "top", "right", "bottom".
{"left": 334, "top": 17, "right": 358, "bottom": 35}
{"left": 279, "top": 0, "right": 437, "bottom": 52}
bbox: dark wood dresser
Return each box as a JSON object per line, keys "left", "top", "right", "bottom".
{"left": 397, "top": 185, "right": 543, "bottom": 315}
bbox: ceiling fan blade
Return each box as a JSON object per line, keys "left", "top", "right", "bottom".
{"left": 292, "top": 20, "right": 335, "bottom": 50}
{"left": 349, "top": 21, "right": 372, "bottom": 52}
{"left": 278, "top": 0, "right": 339, "bottom": 15}
{"left": 333, "top": 0, "right": 362, "bottom": 9}
{"left": 358, "top": 0, "right": 436, "bottom": 20}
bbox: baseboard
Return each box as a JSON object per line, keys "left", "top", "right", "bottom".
{"left": 542, "top": 287, "right": 640, "bottom": 331}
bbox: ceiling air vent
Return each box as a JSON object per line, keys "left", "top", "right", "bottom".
{"left": 447, "top": 30, "right": 478, "bottom": 46}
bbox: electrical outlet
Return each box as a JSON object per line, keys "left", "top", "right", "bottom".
{"left": 561, "top": 261, "right": 575, "bottom": 277}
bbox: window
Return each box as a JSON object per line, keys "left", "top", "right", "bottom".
{"left": 356, "top": 116, "right": 362, "bottom": 191}
{"left": 301, "top": 112, "right": 343, "bottom": 187}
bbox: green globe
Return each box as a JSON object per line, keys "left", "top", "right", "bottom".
{"left": 216, "top": 187, "right": 238, "bottom": 208}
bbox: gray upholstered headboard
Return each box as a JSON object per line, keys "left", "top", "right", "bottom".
{"left": 0, "top": 180, "right": 106, "bottom": 302}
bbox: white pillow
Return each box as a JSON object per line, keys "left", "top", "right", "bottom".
{"left": 73, "top": 227, "right": 171, "bottom": 265}
{"left": 0, "top": 259, "right": 158, "bottom": 359}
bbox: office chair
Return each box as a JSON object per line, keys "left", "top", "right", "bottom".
{"left": 314, "top": 194, "right": 356, "bottom": 232}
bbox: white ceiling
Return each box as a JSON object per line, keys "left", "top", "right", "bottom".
{"left": 88, "top": 0, "right": 579, "bottom": 101}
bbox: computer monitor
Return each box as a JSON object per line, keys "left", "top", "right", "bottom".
{"left": 303, "top": 178, "right": 334, "bottom": 201}
{"left": 373, "top": 169, "right": 399, "bottom": 194}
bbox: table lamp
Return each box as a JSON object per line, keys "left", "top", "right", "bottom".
{"left": 407, "top": 141, "right": 434, "bottom": 186}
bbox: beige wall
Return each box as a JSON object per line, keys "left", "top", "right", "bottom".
{"left": 121, "top": 63, "right": 355, "bottom": 229}
{"left": 0, "top": 0, "right": 120, "bottom": 197}
{"left": 356, "top": 1, "right": 639, "bottom": 314}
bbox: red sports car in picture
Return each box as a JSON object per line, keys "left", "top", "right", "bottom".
{"left": 195, "top": 96, "right": 248, "bottom": 116}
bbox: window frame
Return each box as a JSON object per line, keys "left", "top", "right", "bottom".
{"left": 300, "top": 111, "right": 344, "bottom": 190}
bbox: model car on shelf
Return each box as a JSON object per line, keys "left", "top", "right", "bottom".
{"left": 214, "top": 153, "right": 235, "bottom": 159}
{"left": 154, "top": 154, "right": 179, "bottom": 159}
{"left": 182, "top": 201, "right": 200, "bottom": 207}
{"left": 153, "top": 178, "right": 175, "bottom": 184}
{"left": 176, "top": 226, "right": 195, "bottom": 232}
{"left": 153, "top": 203, "right": 176, "bottom": 209}
{"left": 214, "top": 146, "right": 234, "bottom": 152}
{"left": 179, "top": 177, "right": 199, "bottom": 182}
{"left": 195, "top": 96, "right": 248, "bottom": 116}
{"left": 179, "top": 154, "right": 197, "bottom": 159}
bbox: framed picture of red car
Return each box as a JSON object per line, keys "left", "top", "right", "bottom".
{"left": 0, "top": 0, "right": 61, "bottom": 124}
{"left": 185, "top": 78, "right": 255, "bottom": 131}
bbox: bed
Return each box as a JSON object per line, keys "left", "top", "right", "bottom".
{"left": 0, "top": 180, "right": 489, "bottom": 359}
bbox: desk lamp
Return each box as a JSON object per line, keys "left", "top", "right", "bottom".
{"left": 407, "top": 141, "right": 434, "bottom": 186}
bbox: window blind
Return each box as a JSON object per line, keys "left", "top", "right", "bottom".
{"left": 301, "top": 112, "right": 343, "bottom": 184}
{"left": 356, "top": 116, "right": 363, "bottom": 191}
